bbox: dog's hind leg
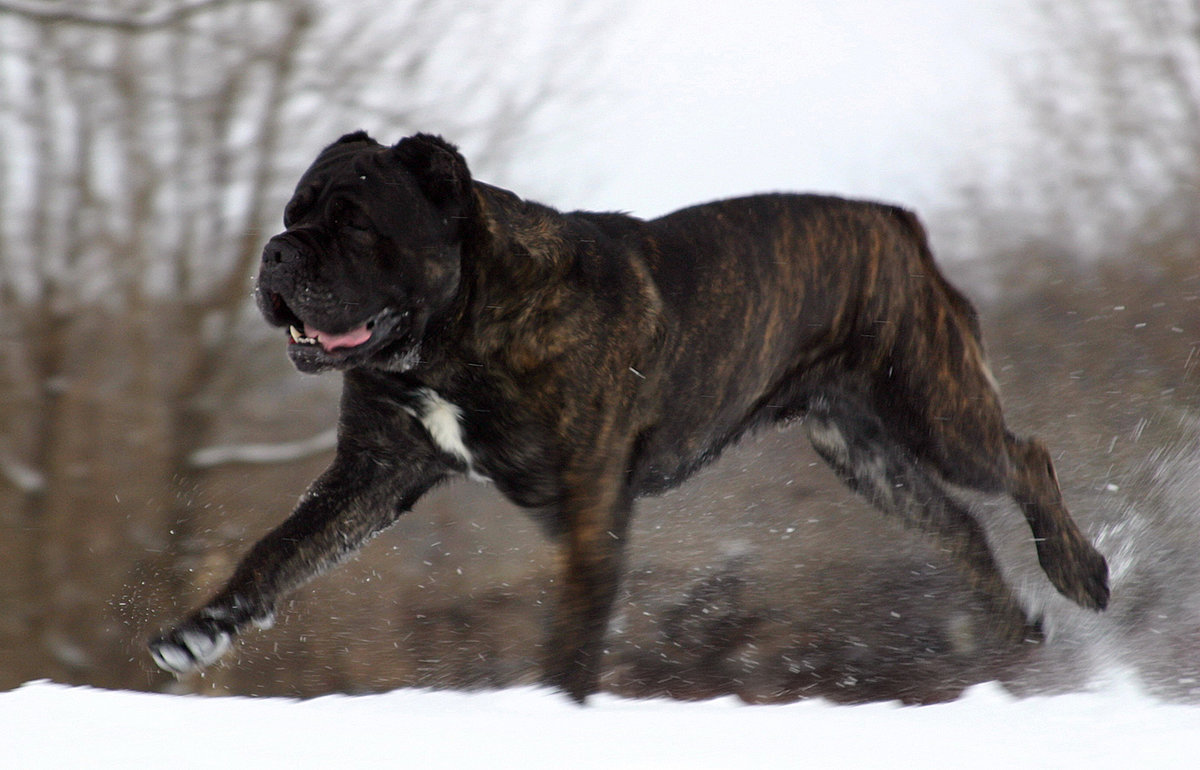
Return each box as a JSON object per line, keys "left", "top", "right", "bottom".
{"left": 878, "top": 362, "right": 1110, "bottom": 612}
{"left": 1002, "top": 434, "right": 1110, "bottom": 610}
{"left": 803, "top": 396, "right": 1041, "bottom": 644}
{"left": 858, "top": 362, "right": 1110, "bottom": 613}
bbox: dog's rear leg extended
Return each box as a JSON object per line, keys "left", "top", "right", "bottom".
{"left": 543, "top": 468, "right": 634, "bottom": 703}
{"left": 805, "top": 401, "right": 1040, "bottom": 644}
{"left": 1005, "top": 434, "right": 1110, "bottom": 610}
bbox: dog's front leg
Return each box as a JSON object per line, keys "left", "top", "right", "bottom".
{"left": 150, "top": 419, "right": 450, "bottom": 676}
{"left": 542, "top": 462, "right": 635, "bottom": 704}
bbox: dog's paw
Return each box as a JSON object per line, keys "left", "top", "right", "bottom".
{"left": 1038, "top": 533, "right": 1111, "bottom": 612}
{"left": 149, "top": 614, "right": 235, "bottom": 675}
{"left": 1069, "top": 546, "right": 1111, "bottom": 611}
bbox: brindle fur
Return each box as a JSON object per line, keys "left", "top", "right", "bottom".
{"left": 150, "top": 132, "right": 1109, "bottom": 702}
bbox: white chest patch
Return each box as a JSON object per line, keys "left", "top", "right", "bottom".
{"left": 405, "top": 388, "right": 479, "bottom": 476}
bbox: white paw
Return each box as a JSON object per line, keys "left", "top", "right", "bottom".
{"left": 150, "top": 624, "right": 232, "bottom": 675}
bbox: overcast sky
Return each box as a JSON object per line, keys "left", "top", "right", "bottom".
{"left": 507, "top": 0, "right": 1028, "bottom": 219}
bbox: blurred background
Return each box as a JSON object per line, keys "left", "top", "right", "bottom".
{"left": 1, "top": 0, "right": 1197, "bottom": 704}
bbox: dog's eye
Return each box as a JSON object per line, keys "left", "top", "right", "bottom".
{"left": 331, "top": 199, "right": 370, "bottom": 233}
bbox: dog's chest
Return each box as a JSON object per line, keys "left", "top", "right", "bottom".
{"left": 402, "top": 388, "right": 484, "bottom": 479}
{"left": 400, "top": 386, "right": 562, "bottom": 507}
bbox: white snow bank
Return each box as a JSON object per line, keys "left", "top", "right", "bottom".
{"left": 1, "top": 674, "right": 1195, "bottom": 769}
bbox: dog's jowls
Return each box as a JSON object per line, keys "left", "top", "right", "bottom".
{"left": 150, "top": 132, "right": 1109, "bottom": 702}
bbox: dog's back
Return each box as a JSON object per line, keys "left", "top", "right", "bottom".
{"left": 617, "top": 194, "right": 978, "bottom": 492}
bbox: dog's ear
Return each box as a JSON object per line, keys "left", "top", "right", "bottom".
{"left": 390, "top": 133, "right": 473, "bottom": 213}
{"left": 334, "top": 130, "right": 375, "bottom": 146}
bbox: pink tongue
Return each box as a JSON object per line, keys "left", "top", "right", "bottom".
{"left": 304, "top": 323, "right": 372, "bottom": 351}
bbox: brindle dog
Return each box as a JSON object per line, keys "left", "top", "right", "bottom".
{"left": 150, "top": 132, "right": 1109, "bottom": 702}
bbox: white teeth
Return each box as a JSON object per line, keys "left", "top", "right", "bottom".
{"left": 289, "top": 325, "right": 317, "bottom": 345}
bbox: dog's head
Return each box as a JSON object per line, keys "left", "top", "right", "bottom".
{"left": 257, "top": 131, "right": 473, "bottom": 373}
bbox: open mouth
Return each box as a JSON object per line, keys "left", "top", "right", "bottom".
{"left": 288, "top": 320, "right": 375, "bottom": 352}
{"left": 262, "top": 290, "right": 381, "bottom": 354}
{"left": 260, "top": 290, "right": 418, "bottom": 372}
{"left": 283, "top": 307, "right": 399, "bottom": 362}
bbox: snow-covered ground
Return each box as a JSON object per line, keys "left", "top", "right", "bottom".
{"left": 2, "top": 674, "right": 1196, "bottom": 768}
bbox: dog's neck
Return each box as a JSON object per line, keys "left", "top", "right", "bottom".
{"left": 471, "top": 183, "right": 574, "bottom": 281}
{"left": 397, "top": 183, "right": 572, "bottom": 376}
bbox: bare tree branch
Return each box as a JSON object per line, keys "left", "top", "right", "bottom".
{"left": 0, "top": 0, "right": 272, "bottom": 31}
{"left": 0, "top": 443, "right": 45, "bottom": 493}
{"left": 205, "top": 4, "right": 313, "bottom": 320}
{"left": 188, "top": 428, "right": 336, "bottom": 469}
{"left": 993, "top": 0, "right": 1200, "bottom": 256}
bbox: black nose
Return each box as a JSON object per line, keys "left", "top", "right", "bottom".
{"left": 257, "top": 237, "right": 302, "bottom": 310}
{"left": 261, "top": 238, "right": 297, "bottom": 267}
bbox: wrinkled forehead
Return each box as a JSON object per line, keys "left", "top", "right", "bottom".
{"left": 284, "top": 142, "right": 436, "bottom": 233}
{"left": 295, "top": 142, "right": 379, "bottom": 191}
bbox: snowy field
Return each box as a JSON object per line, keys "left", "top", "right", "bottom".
{"left": 2, "top": 675, "right": 1197, "bottom": 768}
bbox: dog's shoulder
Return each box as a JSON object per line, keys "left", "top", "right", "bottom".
{"left": 457, "top": 185, "right": 663, "bottom": 372}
